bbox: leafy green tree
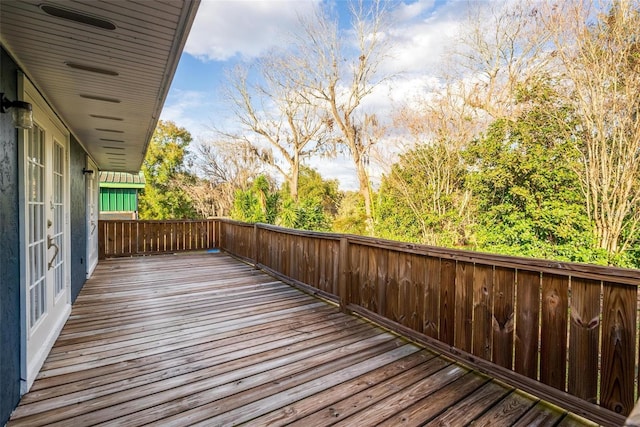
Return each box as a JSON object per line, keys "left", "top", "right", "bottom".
{"left": 376, "top": 143, "right": 470, "bottom": 246}
{"left": 138, "top": 120, "right": 197, "bottom": 219}
{"left": 231, "top": 175, "right": 279, "bottom": 224}
{"left": 277, "top": 166, "right": 339, "bottom": 231}
{"left": 333, "top": 191, "right": 367, "bottom": 236}
{"left": 544, "top": 1, "right": 640, "bottom": 259}
{"left": 465, "top": 89, "right": 605, "bottom": 263}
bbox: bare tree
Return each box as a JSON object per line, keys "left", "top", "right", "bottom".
{"left": 453, "top": 0, "right": 552, "bottom": 122}
{"left": 187, "top": 139, "right": 266, "bottom": 217}
{"left": 224, "top": 54, "right": 331, "bottom": 202}
{"left": 543, "top": 0, "right": 640, "bottom": 256}
{"left": 290, "top": 0, "right": 395, "bottom": 235}
{"left": 384, "top": 88, "right": 476, "bottom": 245}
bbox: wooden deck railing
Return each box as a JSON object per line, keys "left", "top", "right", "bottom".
{"left": 97, "top": 218, "right": 640, "bottom": 425}
{"left": 216, "top": 219, "right": 640, "bottom": 427}
{"left": 98, "top": 219, "right": 218, "bottom": 259}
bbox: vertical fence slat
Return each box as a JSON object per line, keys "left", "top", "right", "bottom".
{"left": 356, "top": 245, "right": 368, "bottom": 309}
{"left": 300, "top": 238, "right": 308, "bottom": 283}
{"left": 568, "top": 278, "right": 601, "bottom": 403}
{"left": 196, "top": 221, "right": 202, "bottom": 249}
{"left": 349, "top": 244, "right": 362, "bottom": 304}
{"left": 331, "top": 240, "right": 339, "bottom": 295}
{"left": 157, "top": 222, "right": 164, "bottom": 252}
{"left": 423, "top": 256, "right": 441, "bottom": 339}
{"left": 190, "top": 221, "right": 197, "bottom": 250}
{"left": 135, "top": 222, "right": 147, "bottom": 254}
{"left": 398, "top": 251, "right": 413, "bottom": 327}
{"left": 131, "top": 221, "right": 136, "bottom": 254}
{"left": 318, "top": 238, "right": 327, "bottom": 292}
{"left": 261, "top": 229, "right": 269, "bottom": 267}
{"left": 296, "top": 236, "right": 303, "bottom": 281}
{"left": 276, "top": 232, "right": 284, "bottom": 276}
{"left": 98, "top": 221, "right": 105, "bottom": 259}
{"left": 364, "top": 246, "right": 377, "bottom": 311}
{"left": 407, "top": 254, "right": 423, "bottom": 331}
{"left": 103, "top": 221, "right": 110, "bottom": 256}
{"left": 473, "top": 265, "right": 493, "bottom": 361}
{"left": 311, "top": 238, "right": 318, "bottom": 286}
{"left": 338, "top": 237, "right": 349, "bottom": 311}
{"left": 493, "top": 267, "right": 515, "bottom": 369}
{"left": 540, "top": 273, "right": 569, "bottom": 391}
{"left": 157, "top": 222, "right": 163, "bottom": 252}
{"left": 600, "top": 281, "right": 637, "bottom": 416}
{"left": 144, "top": 223, "right": 156, "bottom": 253}
{"left": 114, "top": 221, "right": 123, "bottom": 256}
{"left": 386, "top": 250, "right": 400, "bottom": 322}
{"left": 309, "top": 238, "right": 318, "bottom": 287}
{"left": 164, "top": 222, "right": 171, "bottom": 251}
{"left": 455, "top": 261, "right": 474, "bottom": 352}
{"left": 291, "top": 235, "right": 299, "bottom": 281}
{"left": 280, "top": 232, "right": 287, "bottom": 277}
{"left": 515, "top": 270, "right": 541, "bottom": 379}
{"left": 144, "top": 222, "right": 152, "bottom": 252}
{"left": 440, "top": 259, "right": 456, "bottom": 346}
{"left": 273, "top": 230, "right": 279, "bottom": 267}
{"left": 375, "top": 248, "right": 388, "bottom": 316}
{"left": 300, "top": 237, "right": 308, "bottom": 284}
{"left": 252, "top": 224, "right": 259, "bottom": 264}
{"left": 178, "top": 223, "right": 188, "bottom": 251}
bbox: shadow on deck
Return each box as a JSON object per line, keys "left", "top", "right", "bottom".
{"left": 10, "top": 253, "right": 594, "bottom": 426}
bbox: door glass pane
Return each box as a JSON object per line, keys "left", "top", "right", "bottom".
{"left": 27, "top": 125, "right": 46, "bottom": 328}
{"left": 53, "top": 141, "right": 64, "bottom": 297}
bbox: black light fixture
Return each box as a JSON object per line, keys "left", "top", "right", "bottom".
{"left": 82, "top": 168, "right": 94, "bottom": 175}
{"left": 1, "top": 93, "right": 33, "bottom": 129}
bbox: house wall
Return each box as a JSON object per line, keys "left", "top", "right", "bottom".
{"left": 0, "top": 46, "right": 90, "bottom": 424}
{"left": 70, "top": 135, "right": 87, "bottom": 302}
{"left": 100, "top": 187, "right": 138, "bottom": 212}
{"left": 0, "top": 46, "right": 23, "bottom": 426}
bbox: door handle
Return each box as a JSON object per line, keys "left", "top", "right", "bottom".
{"left": 48, "top": 235, "right": 59, "bottom": 270}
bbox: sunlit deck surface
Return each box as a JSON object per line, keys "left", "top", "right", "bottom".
{"left": 10, "top": 253, "right": 595, "bottom": 426}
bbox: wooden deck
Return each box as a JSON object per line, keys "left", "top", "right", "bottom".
{"left": 9, "top": 253, "right": 595, "bottom": 426}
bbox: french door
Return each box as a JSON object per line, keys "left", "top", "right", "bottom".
{"left": 22, "top": 80, "right": 71, "bottom": 388}
{"left": 86, "top": 157, "right": 99, "bottom": 278}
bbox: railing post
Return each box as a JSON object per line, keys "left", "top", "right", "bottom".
{"left": 218, "top": 220, "right": 224, "bottom": 250}
{"left": 214, "top": 219, "right": 219, "bottom": 249}
{"left": 339, "top": 237, "right": 350, "bottom": 313}
{"left": 98, "top": 220, "right": 105, "bottom": 259}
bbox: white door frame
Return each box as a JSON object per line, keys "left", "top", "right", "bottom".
{"left": 18, "top": 75, "right": 72, "bottom": 392}
{"left": 86, "top": 156, "right": 99, "bottom": 278}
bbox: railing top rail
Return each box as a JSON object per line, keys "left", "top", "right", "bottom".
{"left": 99, "top": 219, "right": 217, "bottom": 224}
{"left": 345, "top": 235, "right": 640, "bottom": 285}
{"left": 219, "top": 219, "right": 640, "bottom": 285}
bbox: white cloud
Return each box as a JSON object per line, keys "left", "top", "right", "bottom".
{"left": 308, "top": 154, "right": 359, "bottom": 191}
{"left": 173, "top": 0, "right": 472, "bottom": 190}
{"left": 160, "top": 90, "right": 218, "bottom": 139}
{"left": 384, "top": 1, "right": 466, "bottom": 75}
{"left": 185, "top": 0, "right": 320, "bottom": 61}
{"left": 391, "top": 0, "right": 437, "bottom": 21}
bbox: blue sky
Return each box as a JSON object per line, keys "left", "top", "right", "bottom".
{"left": 161, "top": 0, "right": 467, "bottom": 189}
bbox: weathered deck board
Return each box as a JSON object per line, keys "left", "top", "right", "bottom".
{"left": 9, "top": 253, "right": 596, "bottom": 426}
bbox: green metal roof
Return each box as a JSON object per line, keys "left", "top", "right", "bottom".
{"left": 99, "top": 171, "right": 146, "bottom": 189}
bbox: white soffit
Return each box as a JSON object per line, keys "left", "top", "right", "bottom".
{"left": 0, "top": 0, "right": 199, "bottom": 172}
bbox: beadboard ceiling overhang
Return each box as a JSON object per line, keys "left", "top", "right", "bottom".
{"left": 1, "top": 0, "right": 199, "bottom": 172}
